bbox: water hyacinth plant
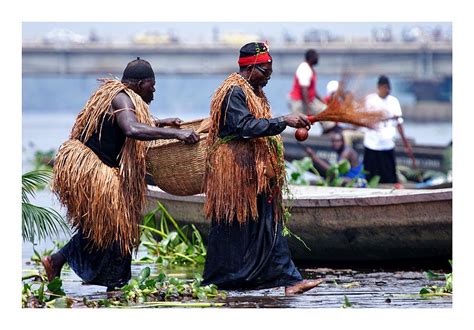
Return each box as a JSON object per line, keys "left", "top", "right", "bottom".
{"left": 287, "top": 157, "right": 379, "bottom": 188}
{"left": 22, "top": 266, "right": 225, "bottom": 308}
{"left": 419, "top": 260, "right": 452, "bottom": 296}
{"left": 117, "top": 267, "right": 225, "bottom": 306}
{"left": 137, "top": 202, "right": 207, "bottom": 266}
{"left": 22, "top": 273, "right": 73, "bottom": 308}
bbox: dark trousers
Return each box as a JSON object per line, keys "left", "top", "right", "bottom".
{"left": 363, "top": 147, "right": 398, "bottom": 184}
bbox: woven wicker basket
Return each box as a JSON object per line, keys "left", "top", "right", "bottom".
{"left": 146, "top": 118, "right": 209, "bottom": 196}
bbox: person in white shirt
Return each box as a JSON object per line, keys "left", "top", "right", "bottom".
{"left": 363, "top": 75, "right": 414, "bottom": 183}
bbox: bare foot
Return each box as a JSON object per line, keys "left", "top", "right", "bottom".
{"left": 285, "top": 279, "right": 323, "bottom": 295}
{"left": 41, "top": 256, "right": 61, "bottom": 282}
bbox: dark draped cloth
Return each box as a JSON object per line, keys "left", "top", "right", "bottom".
{"left": 59, "top": 113, "right": 131, "bottom": 289}
{"left": 202, "top": 85, "right": 302, "bottom": 290}
{"left": 202, "top": 195, "right": 302, "bottom": 290}
{"left": 59, "top": 230, "right": 131, "bottom": 288}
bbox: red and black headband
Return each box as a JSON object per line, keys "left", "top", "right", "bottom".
{"left": 238, "top": 42, "right": 272, "bottom": 67}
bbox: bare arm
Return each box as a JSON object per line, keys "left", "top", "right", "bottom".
{"left": 339, "top": 148, "right": 359, "bottom": 168}
{"left": 305, "top": 147, "right": 330, "bottom": 173}
{"left": 155, "top": 117, "right": 183, "bottom": 127}
{"left": 112, "top": 92, "right": 199, "bottom": 144}
{"left": 396, "top": 123, "right": 414, "bottom": 159}
{"left": 314, "top": 90, "right": 324, "bottom": 103}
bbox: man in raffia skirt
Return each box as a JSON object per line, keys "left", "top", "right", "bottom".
{"left": 202, "top": 42, "right": 323, "bottom": 295}
{"left": 41, "top": 58, "right": 200, "bottom": 291}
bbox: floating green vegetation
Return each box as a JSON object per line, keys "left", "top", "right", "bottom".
{"left": 22, "top": 273, "right": 73, "bottom": 308}
{"left": 419, "top": 260, "right": 452, "bottom": 297}
{"left": 136, "top": 202, "right": 207, "bottom": 266}
{"left": 341, "top": 295, "right": 353, "bottom": 308}
{"left": 287, "top": 157, "right": 379, "bottom": 188}
{"left": 22, "top": 267, "right": 226, "bottom": 308}
{"left": 32, "top": 149, "right": 55, "bottom": 171}
{"left": 116, "top": 267, "right": 225, "bottom": 306}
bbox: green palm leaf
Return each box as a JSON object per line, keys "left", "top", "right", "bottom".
{"left": 22, "top": 170, "right": 53, "bottom": 203}
{"left": 21, "top": 169, "right": 70, "bottom": 243}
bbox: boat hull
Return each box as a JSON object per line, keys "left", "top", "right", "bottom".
{"left": 145, "top": 185, "right": 452, "bottom": 262}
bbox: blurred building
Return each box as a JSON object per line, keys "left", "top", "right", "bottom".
{"left": 132, "top": 30, "right": 179, "bottom": 45}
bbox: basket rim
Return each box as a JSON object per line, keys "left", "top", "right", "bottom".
{"left": 147, "top": 133, "right": 208, "bottom": 149}
{"left": 181, "top": 117, "right": 208, "bottom": 125}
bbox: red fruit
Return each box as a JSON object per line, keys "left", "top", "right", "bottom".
{"left": 295, "top": 128, "right": 309, "bottom": 141}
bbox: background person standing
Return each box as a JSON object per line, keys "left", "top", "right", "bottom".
{"left": 363, "top": 75, "right": 414, "bottom": 184}
{"left": 288, "top": 49, "right": 330, "bottom": 133}
{"left": 288, "top": 49, "right": 326, "bottom": 113}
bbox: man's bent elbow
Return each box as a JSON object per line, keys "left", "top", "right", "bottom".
{"left": 122, "top": 124, "right": 142, "bottom": 139}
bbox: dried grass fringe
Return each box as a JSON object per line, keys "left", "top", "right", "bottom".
{"left": 204, "top": 73, "right": 286, "bottom": 224}
{"left": 314, "top": 96, "right": 386, "bottom": 129}
{"left": 53, "top": 79, "right": 155, "bottom": 254}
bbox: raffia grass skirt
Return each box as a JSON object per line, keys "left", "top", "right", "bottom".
{"left": 52, "top": 139, "right": 139, "bottom": 254}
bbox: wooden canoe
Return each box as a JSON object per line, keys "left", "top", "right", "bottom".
{"left": 145, "top": 185, "right": 452, "bottom": 262}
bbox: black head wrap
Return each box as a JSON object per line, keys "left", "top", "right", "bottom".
{"left": 122, "top": 57, "right": 155, "bottom": 81}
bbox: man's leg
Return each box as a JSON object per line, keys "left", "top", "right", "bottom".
{"left": 41, "top": 251, "right": 66, "bottom": 282}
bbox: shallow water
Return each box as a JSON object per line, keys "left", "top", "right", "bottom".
{"left": 22, "top": 247, "right": 452, "bottom": 308}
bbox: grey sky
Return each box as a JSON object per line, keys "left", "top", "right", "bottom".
{"left": 22, "top": 22, "right": 452, "bottom": 43}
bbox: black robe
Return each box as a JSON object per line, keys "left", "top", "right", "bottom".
{"left": 202, "top": 86, "right": 303, "bottom": 290}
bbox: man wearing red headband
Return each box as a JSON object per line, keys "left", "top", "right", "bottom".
{"left": 202, "top": 42, "right": 322, "bottom": 295}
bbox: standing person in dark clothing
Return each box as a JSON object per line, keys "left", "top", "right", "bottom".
{"left": 202, "top": 42, "right": 323, "bottom": 295}
{"left": 42, "top": 58, "right": 200, "bottom": 291}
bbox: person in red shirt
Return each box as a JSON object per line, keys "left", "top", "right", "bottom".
{"left": 288, "top": 49, "right": 326, "bottom": 116}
